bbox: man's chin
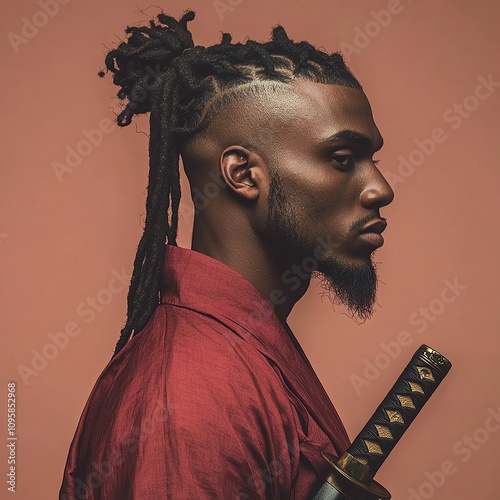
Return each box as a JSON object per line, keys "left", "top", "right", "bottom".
{"left": 313, "top": 257, "right": 378, "bottom": 322}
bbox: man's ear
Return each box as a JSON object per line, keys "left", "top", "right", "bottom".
{"left": 219, "top": 146, "right": 265, "bottom": 201}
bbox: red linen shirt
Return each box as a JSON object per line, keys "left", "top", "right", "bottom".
{"left": 60, "top": 245, "right": 350, "bottom": 499}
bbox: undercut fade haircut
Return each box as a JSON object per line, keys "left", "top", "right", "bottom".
{"left": 100, "top": 9, "right": 362, "bottom": 355}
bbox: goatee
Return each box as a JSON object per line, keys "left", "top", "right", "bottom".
{"left": 313, "top": 256, "right": 378, "bottom": 322}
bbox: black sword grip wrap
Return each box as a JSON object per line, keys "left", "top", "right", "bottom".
{"left": 346, "top": 345, "right": 451, "bottom": 476}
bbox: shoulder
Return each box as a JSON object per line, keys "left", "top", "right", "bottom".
{"left": 89, "top": 304, "right": 301, "bottom": 497}
{"left": 131, "top": 304, "right": 297, "bottom": 424}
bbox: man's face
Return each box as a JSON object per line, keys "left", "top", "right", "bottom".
{"left": 262, "top": 80, "right": 394, "bottom": 320}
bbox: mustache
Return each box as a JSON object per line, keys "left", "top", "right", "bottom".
{"left": 349, "top": 213, "right": 386, "bottom": 233}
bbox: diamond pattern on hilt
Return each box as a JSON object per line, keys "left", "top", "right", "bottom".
{"left": 364, "top": 439, "right": 383, "bottom": 455}
{"left": 417, "top": 366, "right": 435, "bottom": 382}
{"left": 385, "top": 409, "right": 405, "bottom": 424}
{"left": 375, "top": 424, "right": 393, "bottom": 440}
{"left": 397, "top": 394, "right": 416, "bottom": 409}
{"left": 408, "top": 380, "right": 424, "bottom": 394}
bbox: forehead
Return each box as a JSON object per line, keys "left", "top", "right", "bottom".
{"left": 274, "top": 80, "right": 382, "bottom": 149}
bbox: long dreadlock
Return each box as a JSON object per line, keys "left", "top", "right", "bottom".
{"left": 101, "top": 9, "right": 362, "bottom": 356}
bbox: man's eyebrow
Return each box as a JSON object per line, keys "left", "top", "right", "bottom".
{"left": 320, "top": 129, "right": 384, "bottom": 151}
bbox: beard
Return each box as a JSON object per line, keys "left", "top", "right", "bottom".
{"left": 264, "top": 169, "right": 378, "bottom": 322}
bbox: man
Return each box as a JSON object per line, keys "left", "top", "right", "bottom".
{"left": 60, "top": 9, "right": 394, "bottom": 499}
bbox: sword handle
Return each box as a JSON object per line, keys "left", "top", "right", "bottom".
{"left": 312, "top": 344, "right": 452, "bottom": 499}
{"left": 346, "top": 344, "right": 451, "bottom": 476}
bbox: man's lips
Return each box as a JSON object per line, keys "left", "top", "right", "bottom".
{"left": 358, "top": 219, "right": 387, "bottom": 247}
{"left": 360, "top": 219, "right": 387, "bottom": 235}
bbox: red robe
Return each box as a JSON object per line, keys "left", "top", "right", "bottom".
{"left": 60, "top": 245, "right": 350, "bottom": 499}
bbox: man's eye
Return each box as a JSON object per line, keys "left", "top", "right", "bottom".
{"left": 331, "top": 155, "right": 355, "bottom": 170}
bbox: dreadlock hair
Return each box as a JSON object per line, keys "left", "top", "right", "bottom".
{"left": 101, "top": 9, "right": 362, "bottom": 356}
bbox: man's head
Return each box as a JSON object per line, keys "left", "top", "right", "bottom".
{"left": 184, "top": 80, "right": 393, "bottom": 322}
{"left": 103, "top": 10, "right": 393, "bottom": 353}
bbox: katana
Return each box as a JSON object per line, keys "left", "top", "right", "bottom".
{"left": 312, "top": 344, "right": 452, "bottom": 500}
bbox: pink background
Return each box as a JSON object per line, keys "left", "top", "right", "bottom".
{"left": 2, "top": 0, "right": 499, "bottom": 498}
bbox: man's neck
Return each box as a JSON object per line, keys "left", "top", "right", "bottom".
{"left": 191, "top": 221, "right": 310, "bottom": 325}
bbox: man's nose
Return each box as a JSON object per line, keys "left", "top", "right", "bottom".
{"left": 359, "top": 166, "right": 395, "bottom": 210}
